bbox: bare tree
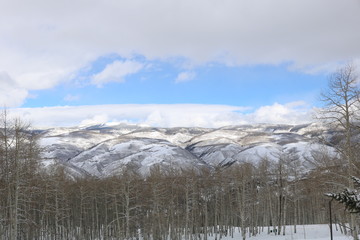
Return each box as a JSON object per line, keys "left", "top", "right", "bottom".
{"left": 0, "top": 109, "right": 41, "bottom": 240}
{"left": 318, "top": 63, "right": 360, "bottom": 240}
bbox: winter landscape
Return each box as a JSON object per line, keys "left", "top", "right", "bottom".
{"left": 39, "top": 122, "right": 334, "bottom": 177}
{"left": 1, "top": 105, "right": 360, "bottom": 239}
{"left": 1, "top": 1, "right": 360, "bottom": 239}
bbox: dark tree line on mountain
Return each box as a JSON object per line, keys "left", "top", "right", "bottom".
{"left": 0, "top": 64, "right": 360, "bottom": 240}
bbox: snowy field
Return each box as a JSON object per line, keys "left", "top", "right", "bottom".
{"left": 206, "top": 224, "right": 353, "bottom": 240}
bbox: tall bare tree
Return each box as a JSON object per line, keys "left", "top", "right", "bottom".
{"left": 0, "top": 110, "right": 41, "bottom": 240}
{"left": 319, "top": 63, "right": 360, "bottom": 240}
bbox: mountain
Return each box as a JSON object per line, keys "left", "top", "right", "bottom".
{"left": 39, "top": 122, "right": 339, "bottom": 177}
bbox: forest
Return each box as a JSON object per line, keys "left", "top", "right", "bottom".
{"left": 0, "top": 133, "right": 353, "bottom": 240}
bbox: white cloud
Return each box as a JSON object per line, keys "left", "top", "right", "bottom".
{"left": 79, "top": 114, "right": 109, "bottom": 126}
{"left": 9, "top": 102, "right": 313, "bottom": 128}
{"left": 248, "top": 102, "right": 312, "bottom": 125}
{"left": 0, "top": 0, "right": 360, "bottom": 105}
{"left": 175, "top": 71, "right": 196, "bottom": 83}
{"left": 64, "top": 94, "right": 80, "bottom": 102}
{"left": 91, "top": 60, "right": 143, "bottom": 87}
{"left": 0, "top": 72, "right": 28, "bottom": 107}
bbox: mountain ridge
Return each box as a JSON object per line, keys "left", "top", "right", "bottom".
{"left": 39, "top": 122, "right": 338, "bottom": 177}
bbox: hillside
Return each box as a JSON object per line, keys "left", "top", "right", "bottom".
{"left": 39, "top": 122, "right": 338, "bottom": 177}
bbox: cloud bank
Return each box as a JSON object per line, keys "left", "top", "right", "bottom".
{"left": 1, "top": 0, "right": 360, "bottom": 106}
{"left": 9, "top": 102, "right": 313, "bottom": 128}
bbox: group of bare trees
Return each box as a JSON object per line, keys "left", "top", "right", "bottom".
{"left": 0, "top": 143, "right": 350, "bottom": 240}
{"left": 0, "top": 110, "right": 40, "bottom": 240}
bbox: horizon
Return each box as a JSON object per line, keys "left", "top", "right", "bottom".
{"left": 8, "top": 103, "right": 315, "bottom": 128}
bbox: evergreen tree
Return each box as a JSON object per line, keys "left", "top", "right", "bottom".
{"left": 327, "top": 176, "right": 360, "bottom": 213}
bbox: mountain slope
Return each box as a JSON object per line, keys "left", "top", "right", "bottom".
{"left": 39, "top": 123, "right": 339, "bottom": 177}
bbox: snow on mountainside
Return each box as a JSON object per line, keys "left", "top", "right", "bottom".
{"left": 39, "top": 123, "right": 339, "bottom": 177}
{"left": 69, "top": 137, "right": 206, "bottom": 177}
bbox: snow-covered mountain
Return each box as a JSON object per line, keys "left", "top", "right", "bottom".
{"left": 39, "top": 123, "right": 339, "bottom": 177}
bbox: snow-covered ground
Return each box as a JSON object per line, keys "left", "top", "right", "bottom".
{"left": 206, "top": 224, "right": 353, "bottom": 240}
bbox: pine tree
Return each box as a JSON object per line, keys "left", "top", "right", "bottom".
{"left": 327, "top": 176, "right": 360, "bottom": 213}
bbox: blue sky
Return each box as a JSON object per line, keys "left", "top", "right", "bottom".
{"left": 1, "top": 0, "right": 360, "bottom": 127}
{"left": 23, "top": 59, "right": 328, "bottom": 109}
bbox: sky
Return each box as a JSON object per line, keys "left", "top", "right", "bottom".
{"left": 1, "top": 0, "right": 360, "bottom": 128}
